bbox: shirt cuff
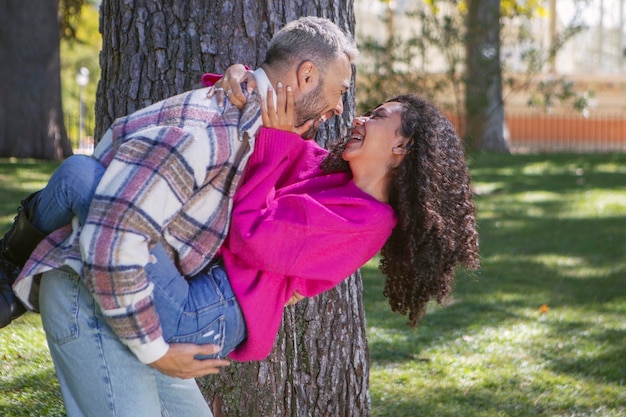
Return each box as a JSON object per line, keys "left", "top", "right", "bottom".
{"left": 128, "top": 336, "right": 170, "bottom": 364}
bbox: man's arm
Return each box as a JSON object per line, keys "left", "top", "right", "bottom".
{"left": 79, "top": 126, "right": 213, "bottom": 364}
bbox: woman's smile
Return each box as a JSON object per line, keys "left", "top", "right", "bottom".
{"left": 346, "top": 130, "right": 365, "bottom": 146}
{"left": 342, "top": 102, "right": 406, "bottom": 166}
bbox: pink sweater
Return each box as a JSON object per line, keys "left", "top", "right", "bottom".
{"left": 223, "top": 128, "right": 396, "bottom": 361}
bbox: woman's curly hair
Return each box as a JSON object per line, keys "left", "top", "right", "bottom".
{"left": 322, "top": 94, "right": 479, "bottom": 326}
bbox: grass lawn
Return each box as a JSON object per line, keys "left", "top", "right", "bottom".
{"left": 0, "top": 159, "right": 66, "bottom": 417}
{"left": 363, "top": 152, "right": 626, "bottom": 417}
{"left": 0, "top": 153, "right": 625, "bottom": 416}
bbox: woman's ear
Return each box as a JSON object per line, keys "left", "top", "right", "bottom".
{"left": 392, "top": 143, "right": 408, "bottom": 155}
{"left": 393, "top": 137, "right": 413, "bottom": 155}
{"left": 296, "top": 60, "right": 320, "bottom": 93}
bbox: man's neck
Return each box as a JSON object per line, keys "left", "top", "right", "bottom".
{"left": 253, "top": 67, "right": 276, "bottom": 107}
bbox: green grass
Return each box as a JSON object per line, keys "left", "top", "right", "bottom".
{"left": 1, "top": 154, "right": 625, "bottom": 416}
{"left": 0, "top": 159, "right": 65, "bottom": 417}
{"left": 363, "top": 153, "right": 626, "bottom": 417}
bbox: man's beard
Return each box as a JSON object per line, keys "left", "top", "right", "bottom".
{"left": 294, "top": 82, "right": 327, "bottom": 139}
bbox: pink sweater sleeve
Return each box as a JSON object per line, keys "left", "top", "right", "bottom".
{"left": 227, "top": 128, "right": 396, "bottom": 296}
{"left": 201, "top": 73, "right": 221, "bottom": 86}
{"left": 201, "top": 66, "right": 251, "bottom": 86}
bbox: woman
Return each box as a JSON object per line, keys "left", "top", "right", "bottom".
{"left": 3, "top": 83, "right": 478, "bottom": 362}
{"left": 210, "top": 68, "right": 480, "bottom": 329}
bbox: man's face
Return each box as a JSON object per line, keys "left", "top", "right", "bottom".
{"left": 293, "top": 55, "right": 352, "bottom": 139}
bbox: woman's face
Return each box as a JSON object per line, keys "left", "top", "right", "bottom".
{"left": 342, "top": 101, "right": 408, "bottom": 171}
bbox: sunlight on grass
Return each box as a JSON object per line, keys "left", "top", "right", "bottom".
{"left": 473, "top": 182, "right": 505, "bottom": 196}
{"left": 370, "top": 315, "right": 626, "bottom": 416}
{"left": 566, "top": 190, "right": 626, "bottom": 218}
{"left": 1, "top": 155, "right": 625, "bottom": 417}
{"left": 533, "top": 253, "right": 621, "bottom": 279}
{"left": 0, "top": 314, "right": 65, "bottom": 417}
{"left": 518, "top": 190, "right": 562, "bottom": 203}
{"left": 595, "top": 163, "right": 626, "bottom": 174}
{"left": 366, "top": 153, "right": 626, "bottom": 417}
{"left": 0, "top": 160, "right": 66, "bottom": 417}
{"left": 488, "top": 252, "right": 619, "bottom": 280}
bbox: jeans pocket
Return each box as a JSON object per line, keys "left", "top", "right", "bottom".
{"left": 40, "top": 268, "right": 81, "bottom": 345}
{"left": 168, "top": 315, "right": 226, "bottom": 360}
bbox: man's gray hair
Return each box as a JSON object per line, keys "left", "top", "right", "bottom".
{"left": 264, "top": 16, "right": 359, "bottom": 75}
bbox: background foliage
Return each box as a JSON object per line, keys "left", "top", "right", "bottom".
{"left": 60, "top": 1, "right": 100, "bottom": 149}
{"left": 355, "top": 0, "right": 591, "bottom": 117}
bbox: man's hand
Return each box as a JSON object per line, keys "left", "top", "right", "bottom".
{"left": 149, "top": 343, "right": 230, "bottom": 379}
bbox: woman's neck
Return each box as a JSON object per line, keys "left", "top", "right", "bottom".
{"left": 351, "top": 171, "right": 390, "bottom": 203}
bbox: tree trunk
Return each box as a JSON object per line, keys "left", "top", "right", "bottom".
{"left": 464, "top": 0, "right": 510, "bottom": 152}
{"left": 0, "top": 0, "right": 73, "bottom": 159}
{"left": 98, "top": 1, "right": 370, "bottom": 416}
{"left": 201, "top": 273, "right": 370, "bottom": 417}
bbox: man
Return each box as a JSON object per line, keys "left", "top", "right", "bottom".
{"left": 2, "top": 16, "right": 357, "bottom": 417}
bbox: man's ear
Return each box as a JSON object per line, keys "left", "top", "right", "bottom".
{"left": 296, "top": 60, "right": 320, "bottom": 93}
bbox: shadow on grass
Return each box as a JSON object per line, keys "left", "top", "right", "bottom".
{"left": 363, "top": 153, "right": 626, "bottom": 406}
{"left": 539, "top": 326, "right": 626, "bottom": 385}
{"left": 369, "top": 383, "right": 623, "bottom": 417}
{"left": 0, "top": 367, "right": 65, "bottom": 417}
{"left": 0, "top": 159, "right": 60, "bottom": 225}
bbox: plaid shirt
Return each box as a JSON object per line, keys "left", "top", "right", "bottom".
{"left": 16, "top": 75, "right": 266, "bottom": 363}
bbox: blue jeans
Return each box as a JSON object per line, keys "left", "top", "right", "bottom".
{"left": 31, "top": 154, "right": 106, "bottom": 234}
{"left": 35, "top": 155, "right": 246, "bottom": 415}
{"left": 146, "top": 243, "right": 246, "bottom": 359}
{"left": 40, "top": 268, "right": 214, "bottom": 417}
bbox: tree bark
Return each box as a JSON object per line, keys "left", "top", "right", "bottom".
{"left": 0, "top": 0, "right": 73, "bottom": 159}
{"left": 464, "top": 0, "right": 510, "bottom": 152}
{"left": 201, "top": 273, "right": 370, "bottom": 417}
{"left": 98, "top": 1, "right": 370, "bottom": 415}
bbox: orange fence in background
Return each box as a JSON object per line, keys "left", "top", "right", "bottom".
{"left": 447, "top": 112, "right": 626, "bottom": 153}
{"left": 507, "top": 113, "right": 626, "bottom": 153}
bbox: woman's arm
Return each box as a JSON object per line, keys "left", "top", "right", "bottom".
{"left": 229, "top": 182, "right": 394, "bottom": 285}
{"left": 204, "top": 66, "right": 314, "bottom": 136}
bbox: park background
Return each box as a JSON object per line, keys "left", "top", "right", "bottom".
{"left": 1, "top": 0, "right": 625, "bottom": 416}
{"left": 57, "top": 0, "right": 626, "bottom": 156}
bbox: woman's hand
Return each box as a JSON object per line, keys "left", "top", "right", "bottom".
{"left": 261, "top": 83, "right": 315, "bottom": 136}
{"left": 207, "top": 64, "right": 257, "bottom": 109}
{"left": 261, "top": 83, "right": 295, "bottom": 132}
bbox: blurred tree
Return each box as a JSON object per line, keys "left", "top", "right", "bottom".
{"left": 0, "top": 0, "right": 87, "bottom": 159}
{"left": 465, "top": 0, "right": 509, "bottom": 151}
{"left": 60, "top": 2, "right": 101, "bottom": 150}
{"left": 356, "top": 0, "right": 588, "bottom": 153}
{"left": 97, "top": 1, "right": 369, "bottom": 416}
